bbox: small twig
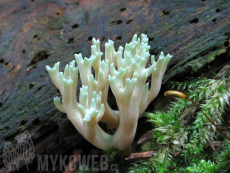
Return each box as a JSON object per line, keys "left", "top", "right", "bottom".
{"left": 210, "top": 141, "right": 224, "bottom": 147}
{"left": 137, "top": 130, "right": 153, "bottom": 145}
{"left": 125, "top": 151, "right": 155, "bottom": 160}
{"left": 208, "top": 141, "right": 216, "bottom": 151}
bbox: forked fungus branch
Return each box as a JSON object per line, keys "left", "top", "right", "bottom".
{"left": 46, "top": 34, "right": 172, "bottom": 154}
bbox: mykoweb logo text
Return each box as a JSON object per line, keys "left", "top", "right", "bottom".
{"left": 37, "top": 154, "right": 116, "bottom": 172}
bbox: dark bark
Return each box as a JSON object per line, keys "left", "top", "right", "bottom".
{"left": 0, "top": 0, "right": 230, "bottom": 172}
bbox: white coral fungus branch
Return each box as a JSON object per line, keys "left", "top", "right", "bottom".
{"left": 46, "top": 34, "right": 172, "bottom": 154}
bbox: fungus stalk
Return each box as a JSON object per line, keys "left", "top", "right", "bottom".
{"left": 46, "top": 34, "right": 172, "bottom": 154}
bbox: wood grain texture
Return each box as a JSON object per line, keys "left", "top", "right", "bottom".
{"left": 0, "top": 0, "right": 229, "bottom": 171}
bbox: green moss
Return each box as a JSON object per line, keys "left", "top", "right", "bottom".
{"left": 143, "top": 28, "right": 148, "bottom": 34}
{"left": 149, "top": 33, "right": 155, "bottom": 39}
{"left": 133, "top": 26, "right": 139, "bottom": 31}
{"left": 103, "top": 147, "right": 124, "bottom": 170}
{"left": 186, "top": 141, "right": 230, "bottom": 172}
{"left": 129, "top": 75, "right": 230, "bottom": 172}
